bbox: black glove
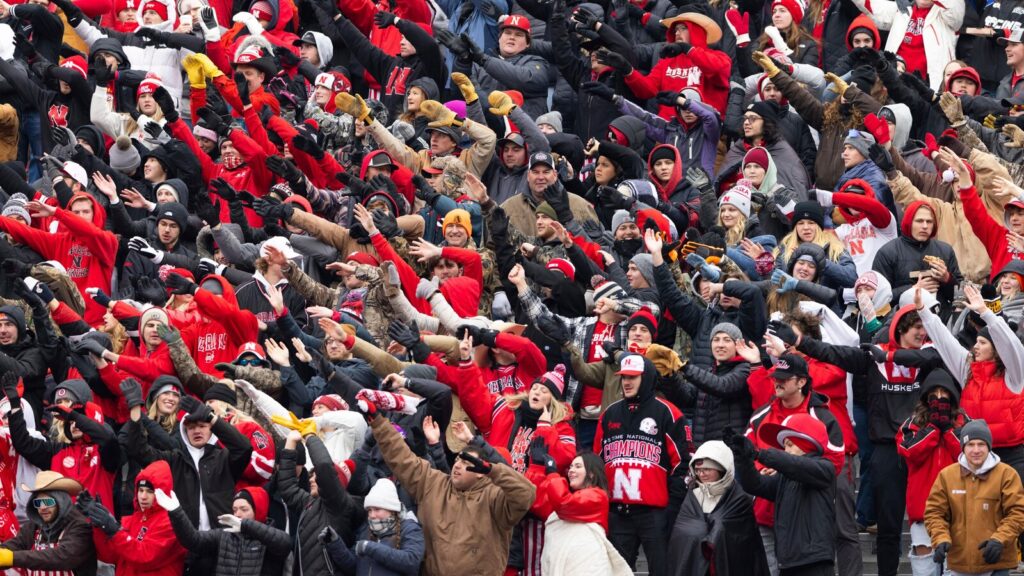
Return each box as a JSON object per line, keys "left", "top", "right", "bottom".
{"left": 462, "top": 33, "right": 486, "bottom": 65}
{"left": 135, "top": 276, "right": 167, "bottom": 305}
{"left": 928, "top": 395, "right": 953, "bottom": 431}
{"left": 234, "top": 71, "right": 251, "bottom": 107}
{"left": 456, "top": 324, "right": 484, "bottom": 346}
{"left": 1, "top": 372, "right": 18, "bottom": 406}
{"left": 200, "top": 6, "right": 218, "bottom": 32}
{"left": 348, "top": 222, "right": 372, "bottom": 245}
{"left": 337, "top": 171, "right": 372, "bottom": 197}
{"left": 868, "top": 143, "right": 894, "bottom": 173}
{"left": 197, "top": 258, "right": 221, "bottom": 279}
{"left": 412, "top": 175, "right": 441, "bottom": 206}
{"left": 388, "top": 320, "right": 423, "bottom": 349}
{"left": 90, "top": 58, "right": 115, "bottom": 86}
{"left": 135, "top": 27, "right": 170, "bottom": 44}
{"left": 595, "top": 50, "right": 632, "bottom": 74}
{"left": 253, "top": 196, "right": 295, "bottom": 221}
{"left": 600, "top": 340, "right": 621, "bottom": 364}
{"left": 178, "top": 394, "right": 202, "bottom": 415}
{"left": 581, "top": 80, "right": 615, "bottom": 101}
{"left": 119, "top": 378, "right": 144, "bottom": 409}
{"left": 74, "top": 338, "right": 108, "bottom": 357}
{"left": 143, "top": 121, "right": 164, "bottom": 140}
{"left": 83, "top": 498, "right": 121, "bottom": 536}
{"left": 598, "top": 185, "right": 634, "bottom": 210}
{"left": 50, "top": 126, "right": 71, "bottom": 148}
{"left": 0, "top": 259, "right": 29, "bottom": 279}
{"left": 374, "top": 10, "right": 398, "bottom": 27}
{"left": 195, "top": 195, "right": 222, "bottom": 227}
{"left": 536, "top": 315, "right": 570, "bottom": 346}
{"left": 459, "top": 450, "right": 492, "bottom": 474}
{"left": 656, "top": 90, "right": 679, "bottom": 107}
{"left": 767, "top": 319, "right": 799, "bottom": 347}
{"left": 14, "top": 33, "right": 35, "bottom": 59}
{"left": 88, "top": 288, "right": 112, "bottom": 308}
{"left": 318, "top": 526, "right": 339, "bottom": 544}
{"left": 572, "top": 5, "right": 600, "bottom": 30}
{"left": 267, "top": 156, "right": 303, "bottom": 183}
{"left": 932, "top": 542, "right": 949, "bottom": 564}
{"left": 371, "top": 209, "right": 400, "bottom": 239}
{"left": 860, "top": 343, "right": 887, "bottom": 364}
{"left": 368, "top": 174, "right": 399, "bottom": 199}
{"left": 528, "top": 437, "right": 556, "bottom": 473}
{"left": 436, "top": 29, "right": 468, "bottom": 58}
{"left": 210, "top": 178, "right": 238, "bottom": 202}
{"left": 543, "top": 184, "right": 573, "bottom": 223}
{"left": 184, "top": 403, "right": 214, "bottom": 424}
{"left": 274, "top": 46, "right": 300, "bottom": 68}
{"left": 197, "top": 107, "right": 230, "bottom": 138}
{"left": 291, "top": 133, "right": 325, "bottom": 160}
{"left": 237, "top": 192, "right": 258, "bottom": 209}
{"left": 722, "top": 427, "right": 757, "bottom": 460}
{"left": 23, "top": 279, "right": 54, "bottom": 305}
{"left": 50, "top": 0, "right": 85, "bottom": 26}
{"left": 660, "top": 42, "right": 688, "bottom": 58}
{"left": 165, "top": 272, "right": 199, "bottom": 296}
{"left": 979, "top": 539, "right": 1003, "bottom": 564}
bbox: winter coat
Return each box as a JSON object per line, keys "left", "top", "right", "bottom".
{"left": 836, "top": 159, "right": 895, "bottom": 217}
{"left": 925, "top": 454, "right": 1024, "bottom": 573}
{"left": 960, "top": 183, "right": 1023, "bottom": 282}
{"left": 851, "top": 0, "right": 964, "bottom": 91}
{"left": 499, "top": 188, "right": 598, "bottom": 241}
{"left": 721, "top": 137, "right": 808, "bottom": 199}
{"left": 871, "top": 200, "right": 962, "bottom": 309}
{"left": 676, "top": 359, "right": 752, "bottom": 446}
{"left": 803, "top": 0, "right": 868, "bottom": 73}
{"left": 277, "top": 435, "right": 363, "bottom": 576}
{"left": 0, "top": 304, "right": 53, "bottom": 419}
{"left": 734, "top": 447, "right": 837, "bottom": 571}
{"left": 456, "top": 51, "right": 556, "bottom": 119}
{"left": 327, "top": 518, "right": 425, "bottom": 576}
{"left": 482, "top": 107, "right": 551, "bottom": 207}
{"left": 2, "top": 495, "right": 97, "bottom": 576}
{"left": 369, "top": 413, "right": 535, "bottom": 576}
{"left": 177, "top": 274, "right": 259, "bottom": 379}
{"left": 620, "top": 98, "right": 719, "bottom": 179}
{"left": 93, "top": 461, "right": 187, "bottom": 576}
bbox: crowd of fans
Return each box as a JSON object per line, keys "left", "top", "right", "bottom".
{"left": 0, "top": 0, "right": 1023, "bottom": 574}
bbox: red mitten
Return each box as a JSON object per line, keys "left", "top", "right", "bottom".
{"left": 863, "top": 113, "right": 890, "bottom": 145}
{"left": 922, "top": 133, "right": 939, "bottom": 159}
{"left": 725, "top": 9, "right": 750, "bottom": 47}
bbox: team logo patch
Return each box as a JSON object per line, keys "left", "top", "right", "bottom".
{"left": 639, "top": 417, "right": 658, "bottom": 435}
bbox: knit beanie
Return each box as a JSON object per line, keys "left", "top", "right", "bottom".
{"left": 629, "top": 253, "right": 655, "bottom": 287}
{"left": 545, "top": 258, "right": 576, "bottom": 281}
{"left": 155, "top": 202, "right": 189, "bottom": 230}
{"left": 441, "top": 208, "right": 472, "bottom": 237}
{"left": 313, "top": 394, "right": 348, "bottom": 412}
{"left": 535, "top": 202, "right": 557, "bottom": 220}
{"left": 364, "top": 478, "right": 402, "bottom": 512}
{"left": 535, "top": 111, "right": 563, "bottom": 133}
{"left": 844, "top": 129, "right": 876, "bottom": 159}
{"left": 1, "top": 193, "right": 29, "bottom": 223}
{"left": 960, "top": 419, "right": 992, "bottom": 450}
{"left": 742, "top": 147, "right": 770, "bottom": 171}
{"left": 537, "top": 364, "right": 567, "bottom": 400}
{"left": 650, "top": 146, "right": 676, "bottom": 165}
{"left": 203, "top": 381, "right": 237, "bottom": 406}
{"left": 625, "top": 308, "right": 658, "bottom": 339}
{"left": 592, "top": 276, "right": 626, "bottom": 302}
{"left": 711, "top": 322, "right": 742, "bottom": 341}
{"left": 719, "top": 180, "right": 754, "bottom": 218}
{"left": 139, "top": 307, "right": 170, "bottom": 330}
{"left": 611, "top": 209, "right": 635, "bottom": 234}
{"left": 54, "top": 379, "right": 92, "bottom": 405}
{"left": 791, "top": 201, "right": 825, "bottom": 230}
{"left": 109, "top": 136, "right": 141, "bottom": 174}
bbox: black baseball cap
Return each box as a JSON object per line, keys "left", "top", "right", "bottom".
{"left": 528, "top": 151, "right": 554, "bottom": 170}
{"left": 772, "top": 354, "right": 809, "bottom": 380}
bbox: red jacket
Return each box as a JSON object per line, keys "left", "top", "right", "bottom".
{"left": 111, "top": 340, "right": 175, "bottom": 398}
{"left": 529, "top": 471, "right": 609, "bottom": 532}
{"left": 896, "top": 418, "right": 962, "bottom": 522}
{"left": 426, "top": 333, "right": 546, "bottom": 397}
{"left": 0, "top": 193, "right": 117, "bottom": 326}
{"left": 50, "top": 404, "right": 116, "bottom": 514}
{"left": 959, "top": 360, "right": 1024, "bottom": 448}
{"left": 177, "top": 275, "right": 259, "bottom": 378}
{"left": 94, "top": 460, "right": 187, "bottom": 576}
{"left": 959, "top": 185, "right": 1022, "bottom": 280}
{"left": 233, "top": 420, "right": 276, "bottom": 490}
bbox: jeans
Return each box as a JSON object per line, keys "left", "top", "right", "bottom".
{"left": 854, "top": 403, "right": 876, "bottom": 526}
{"left": 872, "top": 442, "right": 907, "bottom": 576}
{"left": 608, "top": 504, "right": 668, "bottom": 576}
{"left": 18, "top": 111, "right": 40, "bottom": 182}
{"left": 760, "top": 525, "right": 779, "bottom": 576}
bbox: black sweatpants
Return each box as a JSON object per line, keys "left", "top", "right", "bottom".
{"left": 872, "top": 442, "right": 908, "bottom": 576}
{"left": 608, "top": 503, "right": 668, "bottom": 576}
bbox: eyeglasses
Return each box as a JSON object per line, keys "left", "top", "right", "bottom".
{"left": 693, "top": 467, "right": 720, "bottom": 475}
{"left": 33, "top": 497, "right": 56, "bottom": 508}
{"left": 742, "top": 115, "right": 762, "bottom": 124}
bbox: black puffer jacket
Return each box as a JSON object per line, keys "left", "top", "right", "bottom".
{"left": 278, "top": 436, "right": 364, "bottom": 576}
{"left": 0, "top": 303, "right": 55, "bottom": 418}
{"left": 669, "top": 359, "right": 752, "bottom": 446}
{"left": 166, "top": 507, "right": 292, "bottom": 576}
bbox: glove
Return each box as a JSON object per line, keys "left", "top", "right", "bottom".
{"left": 979, "top": 539, "right": 1003, "bottom": 564}
{"left": 50, "top": 0, "right": 84, "bottom": 26}
{"left": 938, "top": 91, "right": 965, "bottom": 126}
{"left": 536, "top": 315, "right": 570, "bottom": 345}
{"left": 601, "top": 340, "right": 621, "bottom": 364}
{"left": 419, "top": 100, "right": 464, "bottom": 129}
{"left": 661, "top": 42, "right": 689, "bottom": 58}
{"left": 928, "top": 395, "right": 953, "bottom": 431}
{"left": 218, "top": 514, "right": 242, "bottom": 533}
{"left": 143, "top": 120, "right": 165, "bottom": 140}
{"left": 529, "top": 437, "right": 556, "bottom": 473}
{"left": 492, "top": 291, "right": 512, "bottom": 319}
{"left": 725, "top": 9, "right": 750, "bottom": 46}
{"left": 291, "top": 133, "right": 325, "bottom": 160}
{"left": 722, "top": 427, "right": 757, "bottom": 461}
{"left": 207, "top": 178, "right": 237, "bottom": 202}
{"left": 85, "top": 287, "right": 112, "bottom": 308}
{"left": 598, "top": 185, "right": 634, "bottom": 211}
{"left": 333, "top": 93, "right": 372, "bottom": 124}
{"left": 266, "top": 156, "right": 303, "bottom": 183}
{"left": 459, "top": 450, "right": 492, "bottom": 474}
{"left": 930, "top": 541, "right": 949, "bottom": 564}
{"left": 356, "top": 389, "right": 409, "bottom": 414}
{"left": 196, "top": 108, "right": 230, "bottom": 138}
{"left": 763, "top": 26, "right": 792, "bottom": 55}
{"left": 1, "top": 372, "right": 18, "bottom": 406}
{"left": 435, "top": 29, "right": 468, "bottom": 57}
{"left": 165, "top": 272, "right": 198, "bottom": 296}
{"left": 155, "top": 322, "right": 181, "bottom": 347}
{"left": 181, "top": 53, "right": 207, "bottom": 88}
{"left": 415, "top": 277, "right": 440, "bottom": 300}
{"left": 751, "top": 50, "right": 781, "bottom": 77}
{"left": 862, "top": 113, "right": 890, "bottom": 145}
{"left": 197, "top": 258, "right": 224, "bottom": 278}
{"left": 487, "top": 91, "right": 516, "bottom": 116}
{"left": 135, "top": 27, "right": 170, "bottom": 45}
{"left": 253, "top": 196, "right": 295, "bottom": 221}
{"left": 572, "top": 5, "right": 600, "bottom": 30}
{"left": 771, "top": 269, "right": 798, "bottom": 293}
{"left": 374, "top": 10, "right": 398, "bottom": 28}
{"left": 154, "top": 488, "right": 180, "bottom": 511}
{"left": 234, "top": 71, "right": 251, "bottom": 107}
{"left": 543, "top": 184, "right": 574, "bottom": 223}
{"left": 868, "top": 143, "right": 894, "bottom": 173}
{"left": 198, "top": 6, "right": 221, "bottom": 41}
{"left": 318, "top": 526, "right": 339, "bottom": 544}
{"left": 1003, "top": 124, "right": 1024, "bottom": 148}
{"left": 144, "top": 85, "right": 177, "bottom": 123}
{"left": 371, "top": 209, "right": 401, "bottom": 240}
{"left": 83, "top": 499, "right": 121, "bottom": 536}
{"left": 581, "top": 80, "right": 616, "bottom": 102}
{"left": 461, "top": 33, "right": 486, "bottom": 65}
{"left": 50, "top": 125, "right": 71, "bottom": 148}
{"left": 274, "top": 46, "right": 299, "bottom": 69}
{"left": 184, "top": 403, "right": 214, "bottom": 424}
{"left": 824, "top": 72, "right": 849, "bottom": 97}
{"left": 922, "top": 132, "right": 940, "bottom": 159}
{"left": 456, "top": 324, "right": 484, "bottom": 346}
{"left": 685, "top": 166, "right": 712, "bottom": 190}
{"left": 479, "top": 0, "right": 501, "bottom": 18}
{"left": 450, "top": 72, "right": 478, "bottom": 104}
{"left": 271, "top": 411, "right": 318, "bottom": 437}
{"left": 595, "top": 50, "right": 632, "bottom": 74}
{"left": 412, "top": 175, "right": 441, "bottom": 205}
{"left": 119, "top": 377, "right": 144, "bottom": 409}
{"left": 22, "top": 277, "right": 54, "bottom": 304}
{"left": 135, "top": 277, "right": 167, "bottom": 305}
{"left": 74, "top": 338, "right": 108, "bottom": 357}
{"left": 767, "top": 319, "right": 799, "bottom": 347}
{"left": 860, "top": 343, "right": 887, "bottom": 364}
{"left": 388, "top": 319, "right": 422, "bottom": 349}
{"left": 354, "top": 540, "right": 371, "bottom": 556}
{"left": 128, "top": 236, "right": 163, "bottom": 264}
{"left": 195, "top": 195, "right": 221, "bottom": 227}
{"left": 177, "top": 395, "right": 201, "bottom": 417}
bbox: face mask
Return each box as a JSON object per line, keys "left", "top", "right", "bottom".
{"left": 367, "top": 516, "right": 397, "bottom": 537}
{"left": 222, "top": 155, "right": 242, "bottom": 170}
{"left": 613, "top": 238, "right": 643, "bottom": 259}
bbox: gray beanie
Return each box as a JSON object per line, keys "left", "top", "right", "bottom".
{"left": 960, "top": 419, "right": 992, "bottom": 450}
{"left": 711, "top": 322, "right": 743, "bottom": 341}
{"left": 536, "top": 111, "right": 563, "bottom": 133}
{"left": 611, "top": 209, "right": 635, "bottom": 234}
{"left": 1, "top": 193, "right": 30, "bottom": 223}
{"left": 844, "top": 130, "right": 876, "bottom": 160}
{"left": 109, "top": 136, "right": 141, "bottom": 174}
{"left": 629, "top": 253, "right": 654, "bottom": 287}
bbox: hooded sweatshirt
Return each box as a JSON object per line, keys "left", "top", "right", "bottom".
{"left": 689, "top": 441, "right": 734, "bottom": 513}
{"left": 178, "top": 274, "right": 260, "bottom": 378}
{"left": 0, "top": 193, "right": 117, "bottom": 325}
{"left": 93, "top": 460, "right": 187, "bottom": 576}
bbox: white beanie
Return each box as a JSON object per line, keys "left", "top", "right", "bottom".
{"left": 719, "top": 179, "right": 754, "bottom": 218}
{"left": 364, "top": 478, "right": 402, "bottom": 512}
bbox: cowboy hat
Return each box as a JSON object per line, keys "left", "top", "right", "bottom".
{"left": 22, "top": 471, "right": 83, "bottom": 496}
{"left": 490, "top": 320, "right": 526, "bottom": 337}
{"left": 661, "top": 13, "right": 722, "bottom": 44}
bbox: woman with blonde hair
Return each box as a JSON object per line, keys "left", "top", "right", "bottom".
{"left": 773, "top": 201, "right": 857, "bottom": 290}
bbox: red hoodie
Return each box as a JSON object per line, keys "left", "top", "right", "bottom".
{"left": 94, "top": 460, "right": 187, "bottom": 576}
{"left": 50, "top": 402, "right": 116, "bottom": 514}
{"left": 0, "top": 193, "right": 117, "bottom": 326}
{"left": 360, "top": 150, "right": 415, "bottom": 208}
{"left": 177, "top": 275, "right": 259, "bottom": 378}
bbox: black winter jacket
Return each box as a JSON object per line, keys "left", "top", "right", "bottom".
{"left": 167, "top": 507, "right": 292, "bottom": 576}
{"left": 0, "top": 301, "right": 57, "bottom": 418}
{"left": 871, "top": 224, "right": 962, "bottom": 313}
{"left": 671, "top": 359, "right": 752, "bottom": 446}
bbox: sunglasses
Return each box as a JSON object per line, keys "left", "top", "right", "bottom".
{"left": 33, "top": 497, "right": 56, "bottom": 508}
{"left": 235, "top": 357, "right": 262, "bottom": 367}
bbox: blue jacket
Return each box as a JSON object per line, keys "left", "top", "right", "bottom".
{"left": 835, "top": 160, "right": 895, "bottom": 218}
{"left": 327, "top": 518, "right": 425, "bottom": 576}
{"left": 436, "top": 0, "right": 507, "bottom": 79}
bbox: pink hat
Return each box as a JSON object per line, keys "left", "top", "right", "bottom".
{"left": 137, "top": 73, "right": 162, "bottom": 98}
{"left": 537, "top": 364, "right": 566, "bottom": 400}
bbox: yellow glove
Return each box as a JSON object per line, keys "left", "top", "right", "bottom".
{"left": 450, "top": 72, "right": 477, "bottom": 105}
{"left": 271, "top": 411, "right": 316, "bottom": 437}
{"left": 488, "top": 91, "right": 516, "bottom": 116}
{"left": 181, "top": 54, "right": 206, "bottom": 89}
{"left": 188, "top": 53, "right": 224, "bottom": 79}
{"left": 824, "top": 72, "right": 849, "bottom": 97}
{"left": 0, "top": 548, "right": 13, "bottom": 569}
{"left": 335, "top": 93, "right": 372, "bottom": 122}
{"left": 751, "top": 51, "right": 780, "bottom": 78}
{"left": 420, "top": 100, "right": 464, "bottom": 129}
{"left": 984, "top": 113, "right": 999, "bottom": 130}
{"left": 645, "top": 344, "right": 683, "bottom": 377}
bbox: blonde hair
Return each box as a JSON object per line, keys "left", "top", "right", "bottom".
{"left": 774, "top": 226, "right": 846, "bottom": 261}
{"left": 718, "top": 210, "right": 748, "bottom": 246}
{"left": 147, "top": 395, "right": 179, "bottom": 434}
{"left": 503, "top": 393, "right": 569, "bottom": 425}
{"left": 100, "top": 322, "right": 128, "bottom": 355}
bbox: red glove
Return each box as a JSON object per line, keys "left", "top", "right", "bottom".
{"left": 922, "top": 133, "right": 939, "bottom": 159}
{"left": 725, "top": 9, "right": 750, "bottom": 47}
{"left": 863, "top": 113, "right": 890, "bottom": 145}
